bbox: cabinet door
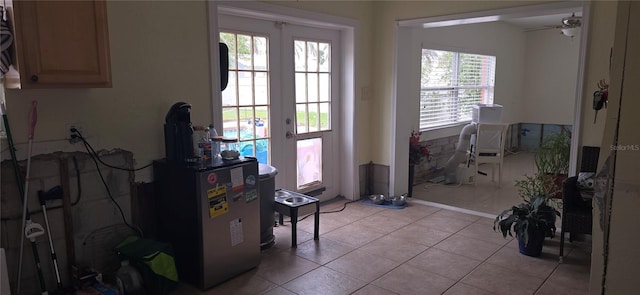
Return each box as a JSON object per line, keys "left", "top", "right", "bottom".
{"left": 13, "top": 0, "right": 112, "bottom": 88}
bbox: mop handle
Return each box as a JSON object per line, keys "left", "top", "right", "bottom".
{"left": 29, "top": 100, "right": 37, "bottom": 140}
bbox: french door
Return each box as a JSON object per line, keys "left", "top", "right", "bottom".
{"left": 218, "top": 14, "right": 341, "bottom": 201}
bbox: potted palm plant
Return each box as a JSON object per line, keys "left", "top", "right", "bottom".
{"left": 494, "top": 195, "right": 559, "bottom": 257}
{"left": 535, "top": 131, "right": 571, "bottom": 199}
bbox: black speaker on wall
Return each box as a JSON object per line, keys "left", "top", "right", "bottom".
{"left": 219, "top": 43, "right": 229, "bottom": 91}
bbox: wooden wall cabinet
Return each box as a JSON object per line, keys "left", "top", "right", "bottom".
{"left": 11, "top": 0, "right": 112, "bottom": 88}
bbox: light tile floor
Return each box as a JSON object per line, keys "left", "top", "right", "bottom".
{"left": 171, "top": 199, "right": 591, "bottom": 295}
{"left": 412, "top": 151, "right": 537, "bottom": 215}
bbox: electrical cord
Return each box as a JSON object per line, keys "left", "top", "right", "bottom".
{"left": 72, "top": 129, "right": 152, "bottom": 172}
{"left": 2, "top": 132, "right": 144, "bottom": 236}
{"left": 81, "top": 137, "right": 143, "bottom": 238}
{"left": 317, "top": 199, "right": 360, "bottom": 215}
{"left": 281, "top": 198, "right": 360, "bottom": 223}
{"left": 72, "top": 156, "right": 82, "bottom": 206}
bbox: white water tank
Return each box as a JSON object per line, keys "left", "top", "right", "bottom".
{"left": 472, "top": 104, "right": 503, "bottom": 123}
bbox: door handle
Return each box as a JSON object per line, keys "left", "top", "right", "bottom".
{"left": 286, "top": 131, "right": 296, "bottom": 139}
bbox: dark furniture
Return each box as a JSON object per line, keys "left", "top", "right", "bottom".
{"left": 274, "top": 190, "right": 320, "bottom": 248}
{"left": 559, "top": 176, "right": 593, "bottom": 262}
{"left": 559, "top": 146, "right": 599, "bottom": 262}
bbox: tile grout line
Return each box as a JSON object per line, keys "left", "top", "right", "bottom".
{"left": 295, "top": 200, "right": 385, "bottom": 236}
{"left": 266, "top": 204, "right": 383, "bottom": 292}
{"left": 290, "top": 202, "right": 569, "bottom": 294}
{"left": 311, "top": 204, "right": 440, "bottom": 294}
{"left": 440, "top": 237, "right": 514, "bottom": 294}
{"left": 429, "top": 215, "right": 515, "bottom": 294}
{"left": 203, "top": 198, "right": 589, "bottom": 295}
{"left": 531, "top": 246, "right": 578, "bottom": 295}
{"left": 357, "top": 207, "right": 495, "bottom": 294}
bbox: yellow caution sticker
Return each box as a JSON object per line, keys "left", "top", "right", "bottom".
{"left": 208, "top": 186, "right": 228, "bottom": 219}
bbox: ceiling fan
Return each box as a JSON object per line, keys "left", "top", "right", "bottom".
{"left": 528, "top": 13, "right": 582, "bottom": 37}
{"left": 560, "top": 13, "right": 582, "bottom": 28}
{"left": 558, "top": 13, "right": 582, "bottom": 37}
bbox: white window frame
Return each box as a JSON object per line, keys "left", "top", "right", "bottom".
{"left": 419, "top": 49, "right": 496, "bottom": 130}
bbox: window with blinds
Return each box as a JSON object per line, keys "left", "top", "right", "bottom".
{"left": 419, "top": 49, "right": 496, "bottom": 130}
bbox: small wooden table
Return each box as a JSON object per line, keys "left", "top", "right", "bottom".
{"left": 274, "top": 190, "right": 320, "bottom": 248}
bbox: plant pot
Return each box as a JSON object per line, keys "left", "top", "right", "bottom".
{"left": 518, "top": 229, "right": 545, "bottom": 257}
{"left": 539, "top": 205, "right": 558, "bottom": 238}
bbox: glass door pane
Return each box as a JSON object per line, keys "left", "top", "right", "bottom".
{"left": 294, "top": 40, "right": 332, "bottom": 134}
{"left": 220, "top": 31, "right": 271, "bottom": 164}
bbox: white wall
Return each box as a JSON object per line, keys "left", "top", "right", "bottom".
{"left": 2, "top": 1, "right": 212, "bottom": 182}
{"left": 272, "top": 0, "right": 612, "bottom": 163}
{"left": 396, "top": 21, "right": 581, "bottom": 141}
{"left": 367, "top": 1, "right": 613, "bottom": 168}
{"left": 266, "top": 0, "right": 374, "bottom": 165}
{"left": 591, "top": 1, "right": 640, "bottom": 293}
{"left": 392, "top": 21, "right": 527, "bottom": 195}
{"left": 581, "top": 1, "right": 617, "bottom": 148}
{"left": 522, "top": 29, "right": 580, "bottom": 125}
{"left": 422, "top": 21, "right": 527, "bottom": 125}
{"left": 586, "top": 3, "right": 618, "bottom": 293}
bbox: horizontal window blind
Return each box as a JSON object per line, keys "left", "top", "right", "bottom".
{"left": 420, "top": 49, "right": 496, "bottom": 130}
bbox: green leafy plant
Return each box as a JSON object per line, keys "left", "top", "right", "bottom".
{"left": 494, "top": 195, "right": 560, "bottom": 246}
{"left": 513, "top": 173, "right": 561, "bottom": 236}
{"left": 515, "top": 173, "right": 561, "bottom": 207}
{"left": 535, "top": 131, "right": 571, "bottom": 175}
{"left": 515, "top": 173, "right": 555, "bottom": 201}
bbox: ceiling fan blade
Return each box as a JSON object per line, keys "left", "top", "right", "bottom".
{"left": 524, "top": 26, "right": 560, "bottom": 32}
{"left": 562, "top": 13, "right": 582, "bottom": 27}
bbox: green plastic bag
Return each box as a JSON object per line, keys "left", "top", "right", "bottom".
{"left": 115, "top": 236, "right": 178, "bottom": 294}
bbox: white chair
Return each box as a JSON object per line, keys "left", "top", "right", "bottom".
{"left": 472, "top": 123, "right": 509, "bottom": 187}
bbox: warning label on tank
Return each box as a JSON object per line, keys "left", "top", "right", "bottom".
{"left": 208, "top": 186, "right": 228, "bottom": 219}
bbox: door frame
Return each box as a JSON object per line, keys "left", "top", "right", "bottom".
{"left": 208, "top": 1, "right": 359, "bottom": 200}
{"left": 390, "top": 1, "right": 591, "bottom": 196}
{"left": 280, "top": 25, "right": 341, "bottom": 199}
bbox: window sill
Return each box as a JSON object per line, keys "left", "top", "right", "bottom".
{"left": 421, "top": 121, "right": 472, "bottom": 132}
{"left": 419, "top": 122, "right": 471, "bottom": 140}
